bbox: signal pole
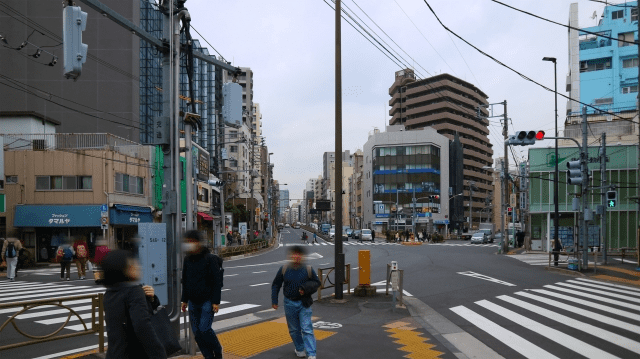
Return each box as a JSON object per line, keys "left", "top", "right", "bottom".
{"left": 601, "top": 132, "right": 607, "bottom": 264}
{"left": 581, "top": 106, "right": 589, "bottom": 269}
{"left": 334, "top": 0, "right": 345, "bottom": 299}
{"left": 502, "top": 101, "right": 509, "bottom": 254}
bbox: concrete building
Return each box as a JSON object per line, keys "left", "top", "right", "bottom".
{"left": 348, "top": 150, "right": 364, "bottom": 229}
{"left": 389, "top": 70, "right": 492, "bottom": 229}
{"left": 363, "top": 126, "right": 450, "bottom": 234}
{"left": 278, "top": 189, "right": 289, "bottom": 223}
{"left": 565, "top": 2, "right": 640, "bottom": 147}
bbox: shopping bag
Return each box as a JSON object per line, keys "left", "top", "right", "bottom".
{"left": 151, "top": 306, "right": 182, "bottom": 356}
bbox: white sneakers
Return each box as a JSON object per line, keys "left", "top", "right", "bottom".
{"left": 295, "top": 349, "right": 306, "bottom": 358}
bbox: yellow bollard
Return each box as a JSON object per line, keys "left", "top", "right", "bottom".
{"left": 358, "top": 250, "right": 370, "bottom": 286}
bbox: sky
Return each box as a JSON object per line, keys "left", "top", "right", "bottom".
{"left": 187, "top": 0, "right": 609, "bottom": 203}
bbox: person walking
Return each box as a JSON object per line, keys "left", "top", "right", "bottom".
{"left": 93, "top": 238, "right": 110, "bottom": 285}
{"left": 395, "top": 232, "right": 400, "bottom": 243}
{"left": 271, "top": 246, "right": 321, "bottom": 359}
{"left": 312, "top": 232, "right": 318, "bottom": 244}
{"left": 181, "top": 230, "right": 224, "bottom": 359}
{"left": 56, "top": 242, "right": 75, "bottom": 281}
{"left": 2, "top": 237, "right": 22, "bottom": 282}
{"left": 101, "top": 250, "right": 166, "bottom": 359}
{"left": 371, "top": 229, "right": 376, "bottom": 242}
{"left": 73, "top": 237, "right": 89, "bottom": 280}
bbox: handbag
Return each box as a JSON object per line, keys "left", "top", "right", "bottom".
{"left": 151, "top": 306, "right": 182, "bottom": 356}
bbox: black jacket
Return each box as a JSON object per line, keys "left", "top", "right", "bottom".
{"left": 104, "top": 283, "right": 166, "bottom": 359}
{"left": 181, "top": 248, "right": 222, "bottom": 305}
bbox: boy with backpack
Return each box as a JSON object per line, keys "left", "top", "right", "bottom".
{"left": 56, "top": 242, "right": 75, "bottom": 281}
{"left": 271, "top": 245, "right": 321, "bottom": 359}
{"left": 2, "top": 237, "right": 23, "bottom": 282}
{"left": 73, "top": 237, "right": 89, "bottom": 280}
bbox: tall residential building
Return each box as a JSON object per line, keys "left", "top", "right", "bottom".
{"left": 565, "top": 2, "right": 640, "bottom": 146}
{"left": 278, "top": 189, "right": 289, "bottom": 223}
{"left": 389, "top": 69, "right": 492, "bottom": 228}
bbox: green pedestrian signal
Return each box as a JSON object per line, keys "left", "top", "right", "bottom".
{"left": 608, "top": 200, "right": 616, "bottom": 208}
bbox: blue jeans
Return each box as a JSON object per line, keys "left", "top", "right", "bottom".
{"left": 284, "top": 297, "right": 316, "bottom": 356}
{"left": 188, "top": 301, "right": 222, "bottom": 359}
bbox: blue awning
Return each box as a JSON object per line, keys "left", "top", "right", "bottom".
{"left": 114, "top": 204, "right": 152, "bottom": 213}
{"left": 14, "top": 205, "right": 102, "bottom": 227}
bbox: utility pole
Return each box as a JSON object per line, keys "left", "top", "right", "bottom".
{"left": 581, "top": 106, "right": 589, "bottom": 269}
{"left": 502, "top": 101, "right": 509, "bottom": 253}
{"left": 601, "top": 132, "right": 607, "bottom": 264}
{"left": 637, "top": 2, "right": 640, "bottom": 270}
{"left": 334, "top": 0, "right": 345, "bottom": 299}
{"left": 468, "top": 180, "right": 475, "bottom": 230}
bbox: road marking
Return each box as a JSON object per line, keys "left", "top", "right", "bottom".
{"left": 457, "top": 271, "right": 516, "bottom": 286}
{"left": 528, "top": 288, "right": 640, "bottom": 321}
{"left": 313, "top": 321, "right": 342, "bottom": 329}
{"left": 249, "top": 283, "right": 270, "bottom": 287}
{"left": 217, "top": 304, "right": 261, "bottom": 316}
{"left": 225, "top": 260, "right": 287, "bottom": 270}
{"left": 573, "top": 277, "right": 640, "bottom": 292}
{"left": 0, "top": 283, "right": 67, "bottom": 293}
{"left": 476, "top": 300, "right": 616, "bottom": 359}
{"left": 513, "top": 291, "right": 640, "bottom": 333}
{"left": 252, "top": 271, "right": 267, "bottom": 274}
{"left": 225, "top": 274, "right": 239, "bottom": 277}
{"left": 0, "top": 299, "right": 93, "bottom": 315}
{"left": 450, "top": 305, "right": 559, "bottom": 359}
{"left": 222, "top": 289, "right": 230, "bottom": 292}
{"left": 0, "top": 288, "right": 104, "bottom": 303}
{"left": 555, "top": 282, "right": 640, "bottom": 303}
{"left": 32, "top": 344, "right": 99, "bottom": 359}
{"left": 14, "top": 305, "right": 93, "bottom": 319}
{"left": 566, "top": 279, "right": 640, "bottom": 297}
{"left": 496, "top": 295, "right": 640, "bottom": 352}
{"left": 543, "top": 284, "right": 640, "bottom": 311}
{"left": 0, "top": 285, "right": 89, "bottom": 297}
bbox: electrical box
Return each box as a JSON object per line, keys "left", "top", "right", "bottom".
{"left": 358, "top": 250, "right": 370, "bottom": 286}
{"left": 390, "top": 261, "right": 398, "bottom": 271}
{"left": 584, "top": 208, "right": 593, "bottom": 222}
{"left": 138, "top": 223, "right": 168, "bottom": 305}
{"left": 572, "top": 197, "right": 580, "bottom": 211}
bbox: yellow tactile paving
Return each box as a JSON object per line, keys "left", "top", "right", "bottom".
{"left": 385, "top": 321, "right": 444, "bottom": 359}
{"left": 217, "top": 317, "right": 335, "bottom": 357}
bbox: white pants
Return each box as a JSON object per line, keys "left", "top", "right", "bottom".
{"left": 6, "top": 257, "right": 18, "bottom": 279}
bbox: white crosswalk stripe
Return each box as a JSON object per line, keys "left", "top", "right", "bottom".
{"left": 0, "top": 281, "right": 262, "bottom": 333}
{"left": 508, "top": 253, "right": 605, "bottom": 267}
{"left": 284, "top": 242, "right": 401, "bottom": 246}
{"left": 450, "top": 278, "right": 640, "bottom": 358}
{"left": 428, "top": 243, "right": 499, "bottom": 248}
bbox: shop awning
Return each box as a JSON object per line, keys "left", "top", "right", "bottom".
{"left": 14, "top": 205, "right": 102, "bottom": 227}
{"left": 114, "top": 204, "right": 152, "bottom": 213}
{"left": 198, "top": 212, "right": 213, "bottom": 221}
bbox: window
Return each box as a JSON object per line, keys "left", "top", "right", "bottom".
{"left": 618, "top": 32, "right": 635, "bottom": 47}
{"left": 115, "top": 173, "right": 144, "bottom": 195}
{"left": 230, "top": 146, "right": 238, "bottom": 153}
{"left": 230, "top": 159, "right": 238, "bottom": 167}
{"left": 623, "top": 58, "right": 639, "bottom": 68}
{"left": 579, "top": 58, "right": 612, "bottom": 72}
{"left": 5, "top": 176, "right": 18, "bottom": 184}
{"left": 612, "top": 10, "right": 624, "bottom": 20}
{"left": 198, "top": 188, "right": 209, "bottom": 203}
{"left": 35, "top": 176, "right": 91, "bottom": 190}
{"left": 621, "top": 85, "right": 638, "bottom": 94}
{"left": 633, "top": 8, "right": 638, "bottom": 21}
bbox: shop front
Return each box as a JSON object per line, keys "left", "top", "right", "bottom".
{"left": 13, "top": 204, "right": 102, "bottom": 262}
{"left": 197, "top": 212, "right": 214, "bottom": 245}
{"left": 110, "top": 204, "right": 153, "bottom": 250}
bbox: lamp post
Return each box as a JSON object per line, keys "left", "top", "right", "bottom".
{"left": 543, "top": 56, "right": 560, "bottom": 262}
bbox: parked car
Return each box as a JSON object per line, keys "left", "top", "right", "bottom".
{"left": 346, "top": 228, "right": 354, "bottom": 237}
{"left": 293, "top": 223, "right": 301, "bottom": 229}
{"left": 360, "top": 229, "right": 373, "bottom": 242}
{"left": 353, "top": 230, "right": 362, "bottom": 239}
{"left": 494, "top": 231, "right": 504, "bottom": 243}
{"left": 329, "top": 228, "right": 335, "bottom": 239}
{"left": 471, "top": 232, "right": 488, "bottom": 244}
{"left": 284, "top": 223, "right": 290, "bottom": 228}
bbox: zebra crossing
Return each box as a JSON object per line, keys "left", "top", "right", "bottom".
{"left": 428, "top": 243, "right": 499, "bottom": 248}
{"left": 285, "top": 241, "right": 401, "bottom": 246}
{"left": 450, "top": 277, "right": 640, "bottom": 358}
{"left": 0, "top": 280, "right": 260, "bottom": 333}
{"left": 508, "top": 253, "right": 603, "bottom": 266}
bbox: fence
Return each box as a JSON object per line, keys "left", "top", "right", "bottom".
{"left": 317, "top": 264, "right": 351, "bottom": 300}
{"left": 218, "top": 239, "right": 272, "bottom": 258}
{"left": 0, "top": 293, "right": 104, "bottom": 352}
{"left": 1, "top": 133, "right": 140, "bottom": 152}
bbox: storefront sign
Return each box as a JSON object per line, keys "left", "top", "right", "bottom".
{"left": 14, "top": 205, "right": 102, "bottom": 227}
{"left": 109, "top": 204, "right": 153, "bottom": 225}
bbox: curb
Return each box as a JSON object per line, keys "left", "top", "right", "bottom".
{"left": 404, "top": 296, "right": 503, "bottom": 359}
{"left": 544, "top": 266, "right": 586, "bottom": 277}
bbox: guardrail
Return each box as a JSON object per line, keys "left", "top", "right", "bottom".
{"left": 218, "top": 240, "right": 271, "bottom": 258}
{"left": 317, "top": 264, "right": 351, "bottom": 300}
{"left": 0, "top": 293, "right": 104, "bottom": 352}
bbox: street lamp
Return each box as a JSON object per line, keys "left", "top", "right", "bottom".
{"left": 543, "top": 56, "right": 560, "bottom": 260}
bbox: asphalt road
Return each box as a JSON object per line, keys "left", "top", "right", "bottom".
{"left": 1, "top": 229, "right": 638, "bottom": 358}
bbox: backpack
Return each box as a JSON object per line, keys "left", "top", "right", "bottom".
{"left": 5, "top": 242, "right": 16, "bottom": 258}
{"left": 76, "top": 244, "right": 87, "bottom": 258}
{"left": 282, "top": 264, "right": 312, "bottom": 279}
{"left": 208, "top": 254, "right": 224, "bottom": 288}
{"left": 62, "top": 247, "right": 73, "bottom": 261}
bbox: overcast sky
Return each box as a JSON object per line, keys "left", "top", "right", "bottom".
{"left": 188, "top": 0, "right": 607, "bottom": 203}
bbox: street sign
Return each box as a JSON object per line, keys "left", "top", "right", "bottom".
{"left": 101, "top": 204, "right": 108, "bottom": 212}
{"left": 101, "top": 224, "right": 108, "bottom": 230}
{"left": 510, "top": 194, "right": 517, "bottom": 207}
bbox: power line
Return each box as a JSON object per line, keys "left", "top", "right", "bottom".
{"left": 190, "top": 25, "right": 228, "bottom": 63}
{"left": 421, "top": 0, "right": 640, "bottom": 126}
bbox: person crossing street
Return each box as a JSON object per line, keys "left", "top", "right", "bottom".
{"left": 272, "top": 245, "right": 321, "bottom": 359}
{"left": 1, "top": 236, "right": 22, "bottom": 282}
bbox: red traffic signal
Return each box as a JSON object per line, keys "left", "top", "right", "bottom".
{"left": 535, "top": 131, "right": 545, "bottom": 140}
{"left": 507, "top": 207, "right": 513, "bottom": 213}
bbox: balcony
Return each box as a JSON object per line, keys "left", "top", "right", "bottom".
{"left": 1, "top": 133, "right": 140, "bottom": 152}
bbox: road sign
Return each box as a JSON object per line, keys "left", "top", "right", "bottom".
{"left": 510, "top": 194, "right": 517, "bottom": 207}
{"left": 101, "top": 204, "right": 108, "bottom": 212}
{"left": 101, "top": 224, "right": 108, "bottom": 230}
{"left": 101, "top": 217, "right": 108, "bottom": 225}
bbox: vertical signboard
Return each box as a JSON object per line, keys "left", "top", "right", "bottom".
{"left": 138, "top": 223, "right": 168, "bottom": 305}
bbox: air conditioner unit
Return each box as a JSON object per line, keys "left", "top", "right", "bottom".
{"left": 32, "top": 139, "right": 46, "bottom": 151}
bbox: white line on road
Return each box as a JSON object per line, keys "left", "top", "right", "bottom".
{"left": 224, "top": 274, "right": 239, "bottom": 277}
{"left": 555, "top": 282, "right": 640, "bottom": 303}
{"left": 252, "top": 271, "right": 267, "bottom": 274}
{"left": 0, "top": 299, "right": 93, "bottom": 315}
{"left": 528, "top": 288, "right": 640, "bottom": 321}
{"left": 450, "top": 305, "right": 559, "bottom": 359}
{"left": 457, "top": 271, "right": 516, "bottom": 286}
{"left": 543, "top": 284, "right": 640, "bottom": 311}
{"left": 249, "top": 283, "right": 270, "bottom": 287}
{"left": 573, "top": 277, "right": 640, "bottom": 292}
{"left": 0, "top": 288, "right": 105, "bottom": 303}
{"left": 566, "top": 279, "right": 640, "bottom": 297}
{"left": 32, "top": 344, "right": 99, "bottom": 359}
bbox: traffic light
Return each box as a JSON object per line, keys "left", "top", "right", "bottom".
{"left": 507, "top": 207, "right": 513, "bottom": 215}
{"left": 607, "top": 190, "right": 617, "bottom": 208}
{"left": 507, "top": 131, "right": 545, "bottom": 146}
{"left": 566, "top": 160, "right": 583, "bottom": 185}
{"left": 63, "top": 6, "right": 88, "bottom": 80}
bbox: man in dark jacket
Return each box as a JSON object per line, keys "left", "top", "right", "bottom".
{"left": 181, "top": 230, "right": 223, "bottom": 359}
{"left": 102, "top": 250, "right": 166, "bottom": 359}
{"left": 271, "top": 245, "right": 321, "bottom": 359}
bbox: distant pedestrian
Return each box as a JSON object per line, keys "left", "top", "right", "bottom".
{"left": 422, "top": 229, "right": 427, "bottom": 242}
{"left": 181, "top": 230, "right": 224, "bottom": 359}
{"left": 418, "top": 232, "right": 423, "bottom": 242}
{"left": 73, "top": 237, "right": 89, "bottom": 280}
{"left": 272, "top": 245, "right": 321, "bottom": 359}
{"left": 56, "top": 242, "right": 75, "bottom": 281}
{"left": 101, "top": 250, "right": 166, "bottom": 359}
{"left": 371, "top": 229, "right": 376, "bottom": 241}
{"left": 312, "top": 232, "right": 318, "bottom": 244}
{"left": 395, "top": 232, "right": 400, "bottom": 243}
{"left": 93, "top": 238, "right": 110, "bottom": 285}
{"left": 2, "top": 237, "right": 22, "bottom": 282}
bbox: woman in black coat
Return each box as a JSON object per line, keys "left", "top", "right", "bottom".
{"left": 102, "top": 250, "right": 166, "bottom": 359}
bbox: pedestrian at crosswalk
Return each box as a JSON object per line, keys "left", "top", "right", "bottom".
{"left": 73, "top": 236, "right": 89, "bottom": 280}
{"left": 181, "top": 230, "right": 224, "bottom": 359}
{"left": 101, "top": 249, "right": 167, "bottom": 359}
{"left": 272, "top": 245, "right": 321, "bottom": 359}
{"left": 1, "top": 236, "right": 22, "bottom": 282}
{"left": 56, "top": 240, "right": 75, "bottom": 281}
